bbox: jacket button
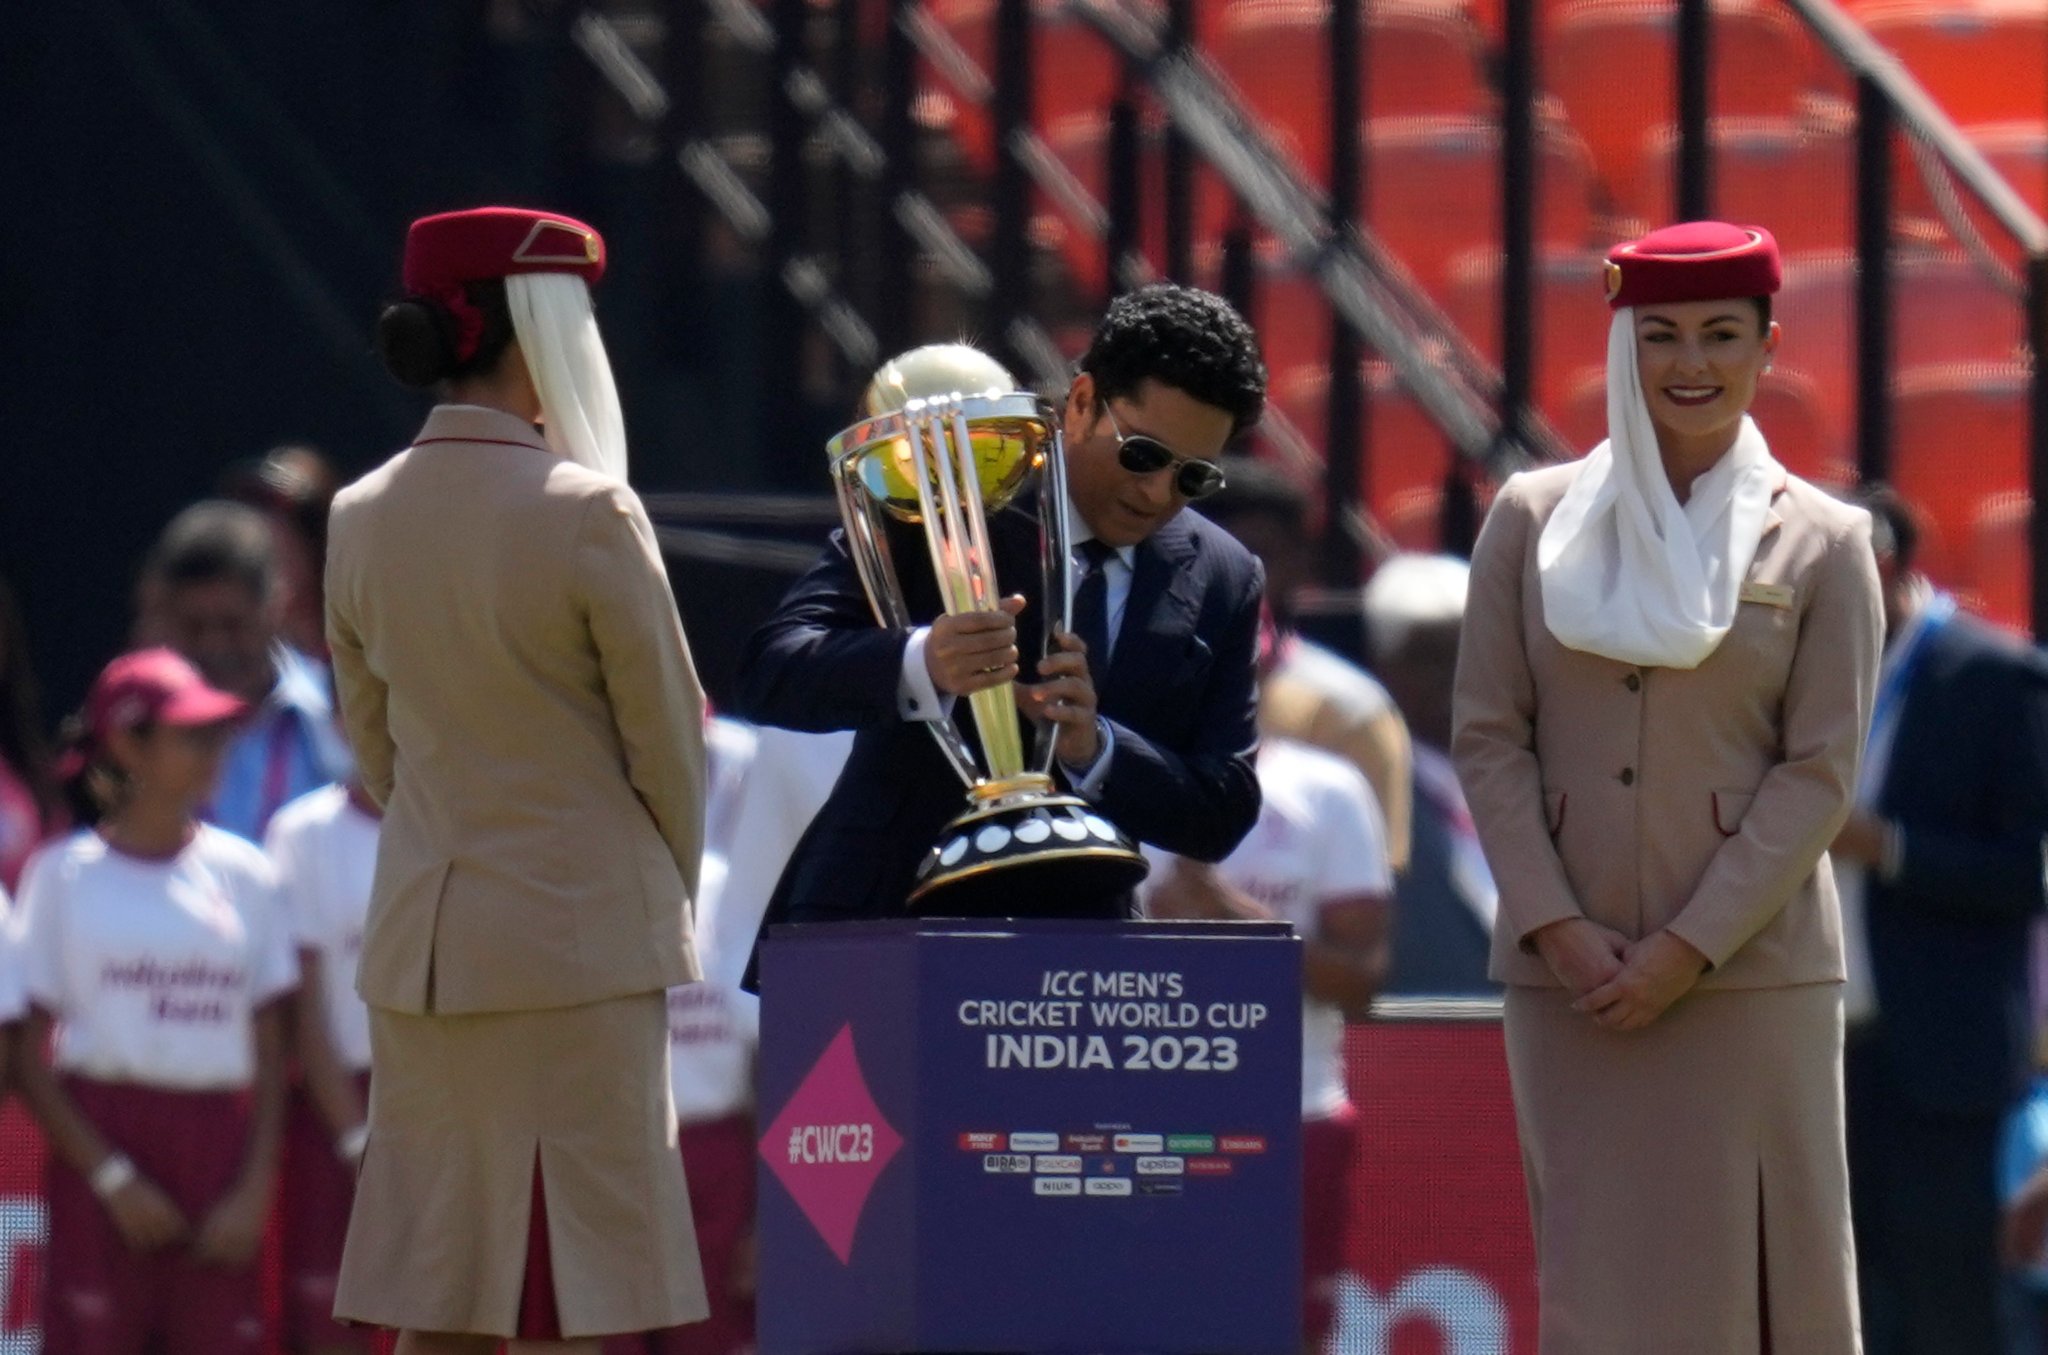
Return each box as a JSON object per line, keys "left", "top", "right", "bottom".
{"left": 1625, "top": 673, "right": 1641, "bottom": 692}
{"left": 1620, "top": 767, "right": 1636, "bottom": 786}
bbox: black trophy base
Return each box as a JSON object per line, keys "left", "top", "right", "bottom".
{"left": 907, "top": 794, "right": 1150, "bottom": 919}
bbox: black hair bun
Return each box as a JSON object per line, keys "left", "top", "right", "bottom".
{"left": 376, "top": 298, "right": 457, "bottom": 389}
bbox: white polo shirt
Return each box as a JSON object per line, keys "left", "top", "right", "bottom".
{"left": 265, "top": 784, "right": 377, "bottom": 1073}
{"left": 1144, "top": 738, "right": 1391, "bottom": 1119}
{"left": 0, "top": 884, "right": 24, "bottom": 1024}
{"left": 19, "top": 826, "right": 298, "bottom": 1090}
{"left": 669, "top": 718, "right": 772, "bottom": 1123}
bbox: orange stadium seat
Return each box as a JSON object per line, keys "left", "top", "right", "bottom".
{"left": 1620, "top": 118, "right": 1854, "bottom": 255}
{"left": 925, "top": 0, "right": 1127, "bottom": 171}
{"left": 1250, "top": 270, "right": 1337, "bottom": 386}
{"left": 1772, "top": 251, "right": 2029, "bottom": 426}
{"left": 1209, "top": 0, "right": 1493, "bottom": 185}
{"left": 1041, "top": 110, "right": 1168, "bottom": 295}
{"left": 1896, "top": 121, "right": 2048, "bottom": 267}
{"left": 1552, "top": 364, "right": 1847, "bottom": 483}
{"left": 1968, "top": 122, "right": 2048, "bottom": 218}
{"left": 1548, "top": 0, "right": 1817, "bottom": 189}
{"left": 1346, "top": 116, "right": 1598, "bottom": 299}
{"left": 1463, "top": 0, "right": 1586, "bottom": 37}
{"left": 1269, "top": 361, "right": 1458, "bottom": 547}
{"left": 1889, "top": 362, "right": 2032, "bottom": 583}
{"left": 1857, "top": 0, "right": 2048, "bottom": 128}
{"left": 1971, "top": 490, "right": 2032, "bottom": 633}
{"left": 1445, "top": 248, "right": 1612, "bottom": 419}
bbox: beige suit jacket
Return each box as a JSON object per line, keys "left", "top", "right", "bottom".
{"left": 327, "top": 405, "right": 706, "bottom": 1015}
{"left": 1453, "top": 461, "right": 1882, "bottom": 989}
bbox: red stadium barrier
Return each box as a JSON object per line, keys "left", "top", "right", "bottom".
{"left": 1341, "top": 1006, "right": 1537, "bottom": 1354}
{"left": 2, "top": 1104, "right": 44, "bottom": 1351}
{"left": 0, "top": 1010, "right": 1535, "bottom": 1354}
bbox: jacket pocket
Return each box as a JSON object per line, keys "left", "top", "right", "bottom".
{"left": 1712, "top": 789, "right": 1755, "bottom": 837}
{"left": 1542, "top": 788, "right": 1568, "bottom": 838}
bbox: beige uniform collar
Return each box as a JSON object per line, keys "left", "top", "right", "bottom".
{"left": 414, "top": 403, "right": 552, "bottom": 454}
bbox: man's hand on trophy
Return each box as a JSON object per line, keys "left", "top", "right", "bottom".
{"left": 925, "top": 595, "right": 1028, "bottom": 696}
{"left": 1018, "top": 629, "right": 1102, "bottom": 767}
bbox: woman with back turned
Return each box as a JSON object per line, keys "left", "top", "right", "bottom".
{"left": 326, "top": 208, "right": 710, "bottom": 1355}
{"left": 1454, "top": 223, "right": 1880, "bottom": 1353}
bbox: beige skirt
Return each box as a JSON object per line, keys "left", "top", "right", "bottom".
{"left": 333, "top": 993, "right": 709, "bottom": 1338}
{"left": 1504, "top": 983, "right": 1860, "bottom": 1355}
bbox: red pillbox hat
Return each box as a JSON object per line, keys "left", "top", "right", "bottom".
{"left": 401, "top": 207, "right": 606, "bottom": 294}
{"left": 1604, "top": 222, "right": 1781, "bottom": 310}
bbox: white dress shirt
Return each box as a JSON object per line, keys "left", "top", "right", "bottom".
{"left": 895, "top": 501, "right": 1128, "bottom": 795}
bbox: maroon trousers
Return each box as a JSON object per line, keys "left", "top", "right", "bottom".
{"left": 42, "top": 1077, "right": 263, "bottom": 1355}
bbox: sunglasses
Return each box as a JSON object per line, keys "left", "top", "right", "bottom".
{"left": 1103, "top": 405, "right": 1227, "bottom": 501}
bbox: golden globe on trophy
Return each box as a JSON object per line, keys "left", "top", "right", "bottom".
{"left": 828, "top": 344, "right": 1149, "bottom": 915}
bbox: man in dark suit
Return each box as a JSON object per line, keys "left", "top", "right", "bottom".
{"left": 735, "top": 284, "right": 1268, "bottom": 935}
{"left": 1839, "top": 487, "right": 2048, "bottom": 1355}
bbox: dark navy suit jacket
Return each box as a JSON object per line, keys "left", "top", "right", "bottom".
{"left": 733, "top": 503, "right": 1264, "bottom": 936}
{"left": 1865, "top": 612, "right": 2048, "bottom": 1116}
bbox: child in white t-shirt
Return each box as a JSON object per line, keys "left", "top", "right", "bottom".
{"left": 265, "top": 779, "right": 380, "bottom": 1355}
{"left": 14, "top": 648, "right": 296, "bottom": 1355}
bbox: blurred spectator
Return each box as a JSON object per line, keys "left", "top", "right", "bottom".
{"left": 1144, "top": 693, "right": 1393, "bottom": 1349}
{"left": 1200, "top": 458, "right": 1415, "bottom": 872}
{"left": 142, "top": 501, "right": 352, "bottom": 842}
{"left": 614, "top": 713, "right": 770, "bottom": 1355}
{"left": 1999, "top": 1069, "right": 2048, "bottom": 1354}
{"left": 219, "top": 444, "right": 342, "bottom": 662}
{"left": 1362, "top": 554, "right": 1496, "bottom": 997}
{"left": 1842, "top": 486, "right": 2048, "bottom": 1355}
{"left": 0, "top": 577, "right": 60, "bottom": 893}
{"left": 266, "top": 771, "right": 379, "bottom": 1355}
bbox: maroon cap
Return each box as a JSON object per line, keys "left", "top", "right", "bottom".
{"left": 83, "top": 648, "right": 248, "bottom": 744}
{"left": 1604, "top": 222, "right": 1782, "bottom": 311}
{"left": 402, "top": 206, "right": 606, "bottom": 294}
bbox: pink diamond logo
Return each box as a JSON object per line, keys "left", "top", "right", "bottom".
{"left": 759, "top": 1024, "right": 904, "bottom": 1264}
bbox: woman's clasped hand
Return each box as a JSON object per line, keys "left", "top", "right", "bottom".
{"left": 1534, "top": 917, "right": 1711, "bottom": 1031}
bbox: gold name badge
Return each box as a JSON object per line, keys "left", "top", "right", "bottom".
{"left": 1739, "top": 581, "right": 1795, "bottom": 609}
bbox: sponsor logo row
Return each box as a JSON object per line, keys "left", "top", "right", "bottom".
{"left": 959, "top": 1131, "right": 1267, "bottom": 1155}
{"left": 1033, "top": 1177, "right": 1189, "bottom": 1197}
{"left": 983, "top": 1152, "right": 1240, "bottom": 1182}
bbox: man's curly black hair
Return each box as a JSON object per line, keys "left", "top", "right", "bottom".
{"left": 1079, "top": 284, "right": 1267, "bottom": 436}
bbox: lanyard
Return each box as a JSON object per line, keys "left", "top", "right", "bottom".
{"left": 1861, "top": 592, "right": 1955, "bottom": 801}
{"left": 259, "top": 712, "right": 299, "bottom": 831}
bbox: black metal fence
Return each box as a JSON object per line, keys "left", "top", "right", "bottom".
{"left": 574, "top": 0, "right": 2048, "bottom": 627}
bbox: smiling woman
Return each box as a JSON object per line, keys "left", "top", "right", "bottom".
{"left": 1633, "top": 297, "right": 1779, "bottom": 489}
{"left": 1453, "top": 223, "right": 1883, "bottom": 1355}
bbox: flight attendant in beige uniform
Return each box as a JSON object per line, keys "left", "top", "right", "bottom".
{"left": 1453, "top": 222, "right": 1881, "bottom": 1354}
{"left": 327, "top": 208, "right": 710, "bottom": 1354}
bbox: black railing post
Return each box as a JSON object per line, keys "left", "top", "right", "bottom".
{"left": 1322, "top": 0, "right": 1365, "bottom": 588}
{"left": 831, "top": 0, "right": 865, "bottom": 383}
{"left": 1854, "top": 76, "right": 1894, "bottom": 485}
{"left": 1164, "top": 0, "right": 1195, "bottom": 282}
{"left": 1501, "top": 0, "right": 1537, "bottom": 461}
{"left": 991, "top": 0, "right": 1033, "bottom": 365}
{"left": 658, "top": 0, "right": 707, "bottom": 325}
{"left": 764, "top": 0, "right": 811, "bottom": 484}
{"left": 1106, "top": 88, "right": 1141, "bottom": 305}
{"left": 875, "top": 0, "right": 918, "bottom": 357}
{"left": 1677, "top": 0, "right": 1712, "bottom": 219}
{"left": 1220, "top": 217, "right": 1256, "bottom": 321}
{"left": 2027, "top": 255, "right": 2048, "bottom": 637}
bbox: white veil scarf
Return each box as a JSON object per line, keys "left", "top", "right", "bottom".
{"left": 506, "top": 272, "right": 630, "bottom": 484}
{"left": 1535, "top": 308, "right": 1781, "bottom": 670}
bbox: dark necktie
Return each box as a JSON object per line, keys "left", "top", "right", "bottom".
{"left": 1073, "top": 539, "right": 1115, "bottom": 679}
